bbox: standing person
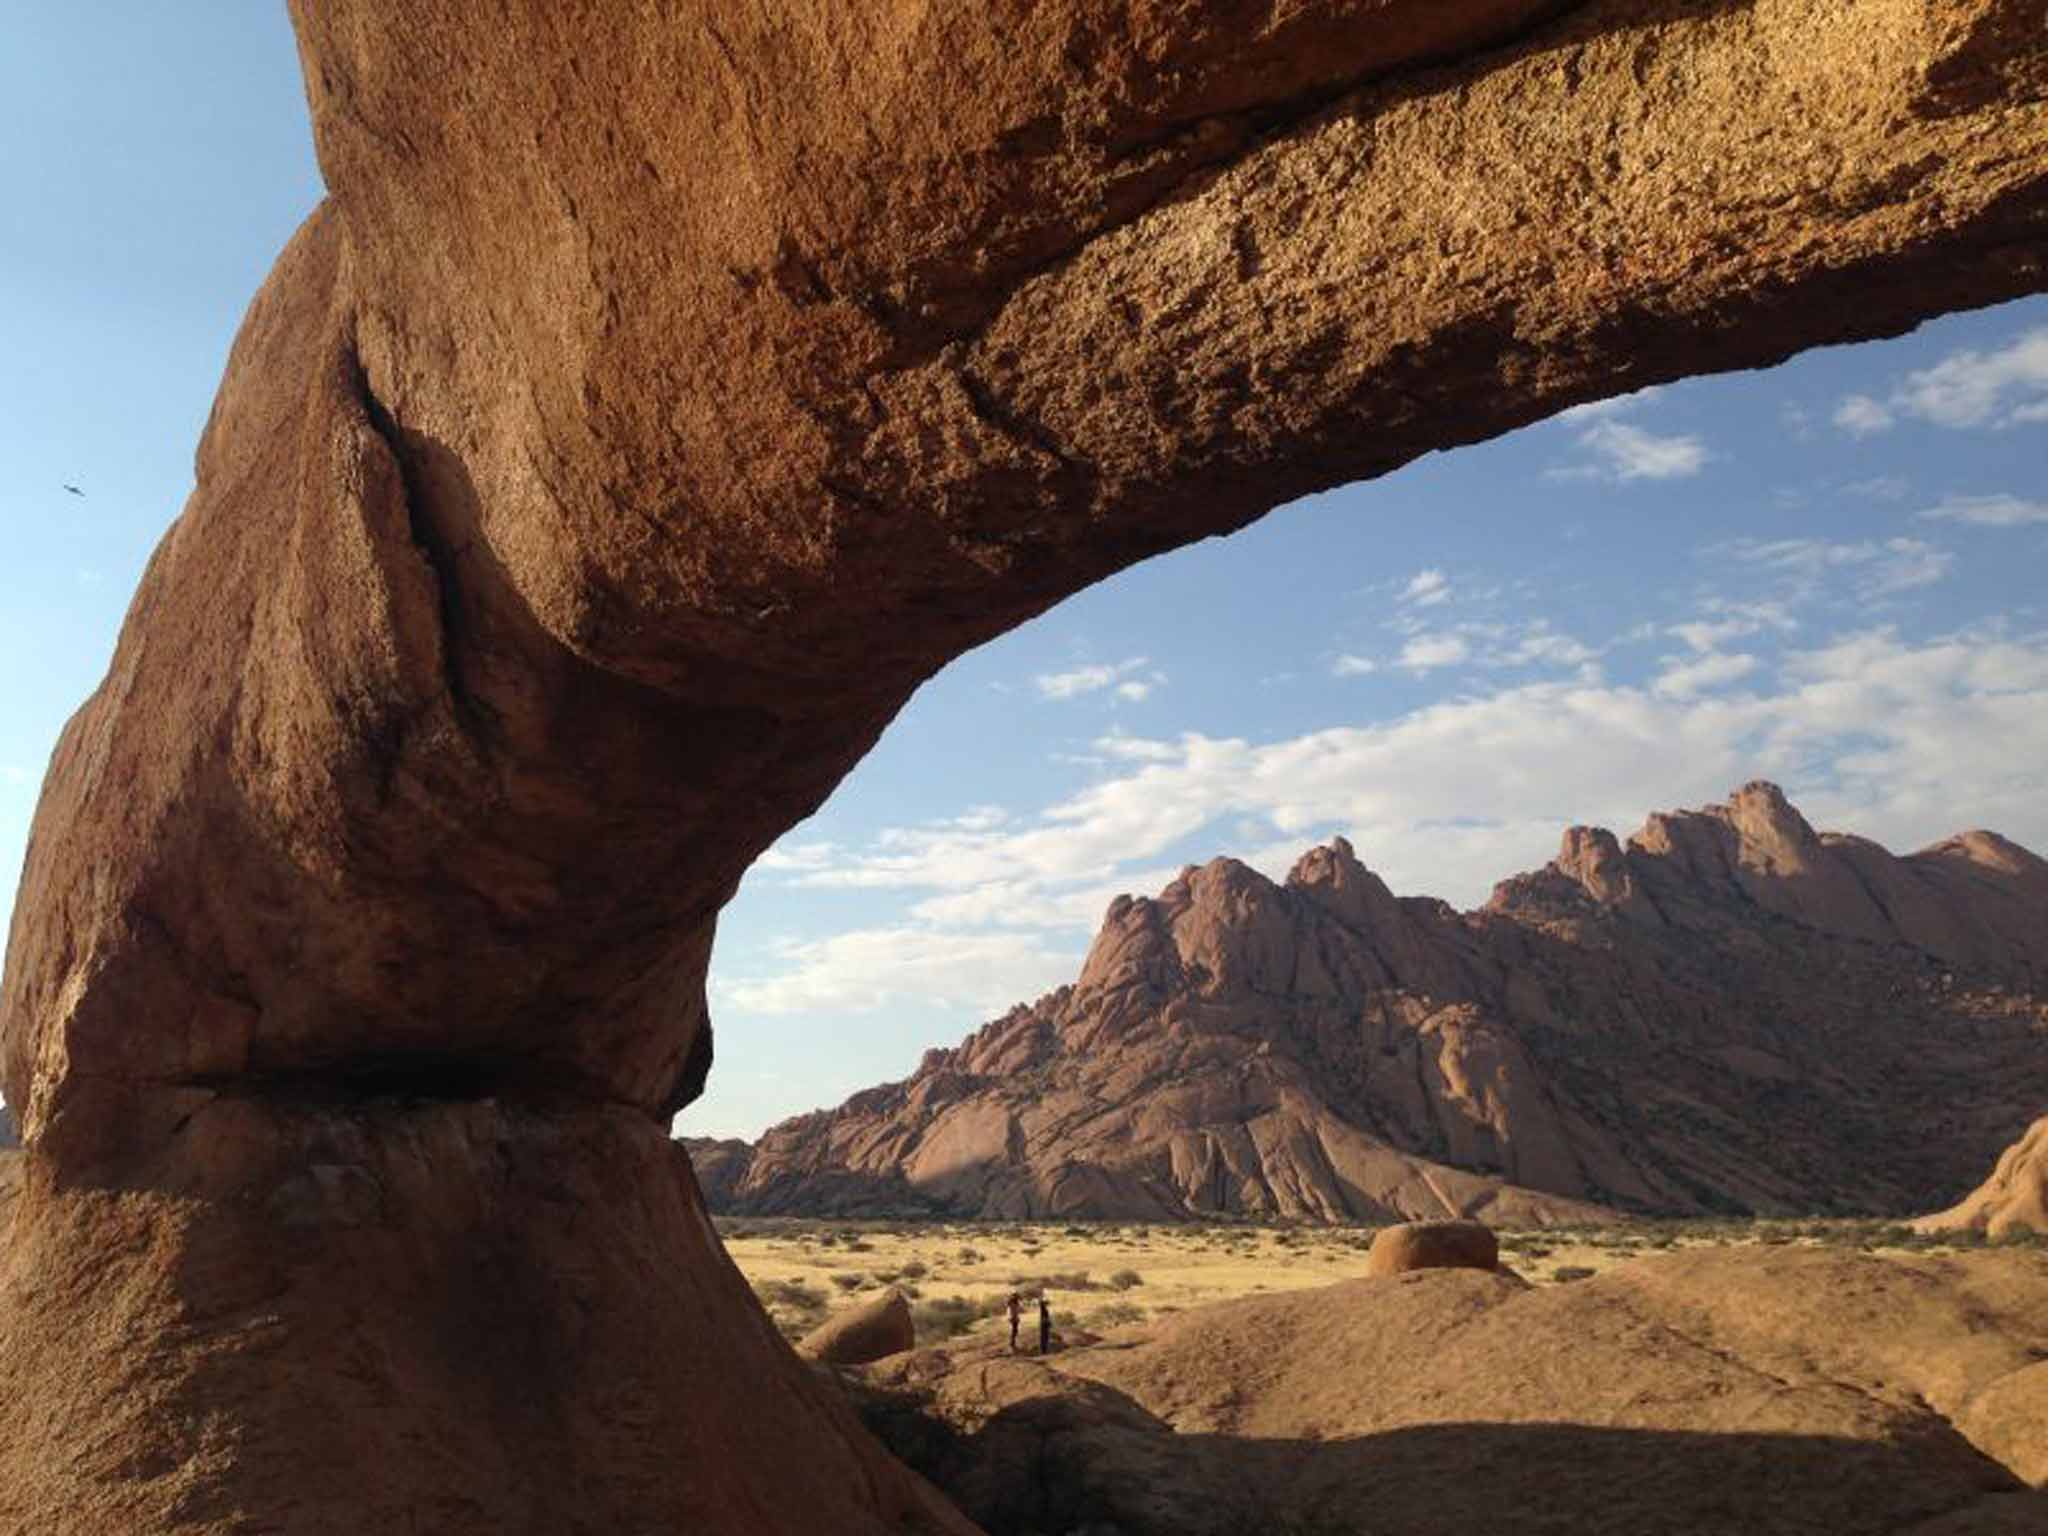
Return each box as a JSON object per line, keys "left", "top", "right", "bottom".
{"left": 1006, "top": 1292, "right": 1022, "bottom": 1353}
{"left": 1038, "top": 1295, "right": 1052, "bottom": 1355}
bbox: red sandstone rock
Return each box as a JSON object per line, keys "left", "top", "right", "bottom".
{"left": 801, "top": 1288, "right": 919, "bottom": 1367}
{"left": 1364, "top": 1220, "right": 1502, "bottom": 1276}
{"left": 0, "top": 0, "right": 2043, "bottom": 1528}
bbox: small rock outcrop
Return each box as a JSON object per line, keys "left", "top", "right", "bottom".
{"left": 1364, "top": 1220, "right": 1501, "bottom": 1277}
{"left": 802, "top": 1289, "right": 918, "bottom": 1367}
{"left": 714, "top": 788, "right": 2048, "bottom": 1225}
{"left": 1920, "top": 1119, "right": 2048, "bottom": 1239}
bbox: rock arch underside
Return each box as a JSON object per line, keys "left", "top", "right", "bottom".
{"left": 0, "top": 1, "right": 2043, "bottom": 1530}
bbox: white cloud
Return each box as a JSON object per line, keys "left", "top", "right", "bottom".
{"left": 759, "top": 626, "right": 2048, "bottom": 918}
{"left": 755, "top": 839, "right": 839, "bottom": 873}
{"left": 1843, "top": 476, "right": 1911, "bottom": 502}
{"left": 717, "top": 928, "right": 1082, "bottom": 1016}
{"left": 1653, "top": 650, "right": 1759, "bottom": 700}
{"left": 1833, "top": 395, "right": 1895, "bottom": 436}
{"left": 1493, "top": 622, "right": 1596, "bottom": 669}
{"left": 1331, "top": 654, "right": 1378, "bottom": 677}
{"left": 1893, "top": 328, "right": 2048, "bottom": 428}
{"left": 1723, "top": 536, "right": 1953, "bottom": 600}
{"left": 1573, "top": 420, "right": 1709, "bottom": 481}
{"left": 1918, "top": 493, "right": 2048, "bottom": 528}
{"left": 1034, "top": 657, "right": 1159, "bottom": 702}
{"left": 1401, "top": 568, "right": 1451, "bottom": 607}
{"left": 1398, "top": 633, "right": 1471, "bottom": 671}
{"left": 1835, "top": 327, "right": 2048, "bottom": 434}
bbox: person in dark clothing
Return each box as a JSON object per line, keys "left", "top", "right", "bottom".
{"left": 1037, "top": 1295, "right": 1052, "bottom": 1355}
{"left": 1006, "top": 1292, "right": 1023, "bottom": 1352}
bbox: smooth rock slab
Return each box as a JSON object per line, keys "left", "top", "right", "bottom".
{"left": 803, "top": 1288, "right": 919, "bottom": 1366}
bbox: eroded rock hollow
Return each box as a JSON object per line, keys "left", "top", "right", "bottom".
{"left": 1, "top": 0, "right": 2043, "bottom": 1529}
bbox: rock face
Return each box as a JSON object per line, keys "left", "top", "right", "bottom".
{"left": 1, "top": 0, "right": 2043, "bottom": 1527}
{"left": 855, "top": 1247, "right": 2048, "bottom": 1536}
{"left": 682, "top": 1137, "right": 759, "bottom": 1210}
{"left": 1364, "top": 1220, "right": 1502, "bottom": 1276}
{"left": 1920, "top": 1119, "right": 2048, "bottom": 1239}
{"left": 717, "top": 787, "right": 2048, "bottom": 1224}
{"left": 802, "top": 1289, "right": 918, "bottom": 1367}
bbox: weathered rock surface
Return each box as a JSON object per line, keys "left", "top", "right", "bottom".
{"left": 0, "top": 1107, "right": 971, "bottom": 1535}
{"left": 801, "top": 1287, "right": 919, "bottom": 1367}
{"left": 1, "top": 0, "right": 2044, "bottom": 1527}
{"left": 1920, "top": 1118, "right": 2048, "bottom": 1239}
{"left": 1365, "top": 1219, "right": 1502, "bottom": 1276}
{"left": 683, "top": 1136, "right": 758, "bottom": 1209}
{"left": 854, "top": 1247, "right": 2048, "bottom": 1536}
{"left": 717, "top": 786, "right": 2048, "bottom": 1223}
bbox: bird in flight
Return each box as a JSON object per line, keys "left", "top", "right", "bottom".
{"left": 62, "top": 484, "right": 84, "bottom": 497}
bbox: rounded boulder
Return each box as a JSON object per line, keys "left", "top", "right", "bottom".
{"left": 799, "top": 1287, "right": 916, "bottom": 1366}
{"left": 1364, "top": 1220, "right": 1499, "bottom": 1278}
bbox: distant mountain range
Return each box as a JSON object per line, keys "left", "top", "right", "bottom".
{"left": 686, "top": 784, "right": 2048, "bottom": 1224}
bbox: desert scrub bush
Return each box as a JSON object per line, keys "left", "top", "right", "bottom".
{"left": 955, "top": 1246, "right": 983, "bottom": 1264}
{"left": 910, "top": 1293, "right": 1003, "bottom": 1345}
{"left": 1085, "top": 1301, "right": 1147, "bottom": 1331}
{"left": 831, "top": 1272, "right": 867, "bottom": 1292}
{"left": 1552, "top": 1266, "right": 1597, "bottom": 1283}
{"left": 1108, "top": 1268, "right": 1144, "bottom": 1291}
{"left": 1012, "top": 1270, "right": 1102, "bottom": 1292}
{"left": 899, "top": 1259, "right": 928, "bottom": 1279}
{"left": 756, "top": 1278, "right": 828, "bottom": 1315}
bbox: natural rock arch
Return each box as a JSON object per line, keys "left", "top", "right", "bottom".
{"left": 0, "top": 1, "right": 2041, "bottom": 1530}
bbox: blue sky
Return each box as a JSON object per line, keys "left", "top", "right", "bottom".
{"left": 4, "top": 11, "right": 2045, "bottom": 1140}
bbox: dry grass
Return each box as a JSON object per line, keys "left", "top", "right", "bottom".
{"left": 718, "top": 1215, "right": 2042, "bottom": 1342}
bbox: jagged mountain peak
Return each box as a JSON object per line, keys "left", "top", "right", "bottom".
{"left": 706, "top": 787, "right": 2048, "bottom": 1226}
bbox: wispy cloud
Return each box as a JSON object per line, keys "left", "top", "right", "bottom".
{"left": 1653, "top": 650, "right": 1759, "bottom": 700}
{"left": 1400, "top": 568, "right": 1451, "bottom": 607}
{"left": 1398, "top": 633, "right": 1471, "bottom": 672}
{"left": 1918, "top": 493, "right": 2048, "bottom": 528}
{"left": 1833, "top": 327, "right": 2048, "bottom": 434}
{"left": 1722, "top": 536, "right": 1953, "bottom": 600}
{"left": 1551, "top": 420, "right": 1708, "bottom": 483}
{"left": 742, "top": 628, "right": 2048, "bottom": 922}
{"left": 1034, "top": 657, "right": 1163, "bottom": 702}
{"left": 716, "top": 928, "right": 1082, "bottom": 1016}
{"left": 1331, "top": 653, "right": 1379, "bottom": 678}
{"left": 1833, "top": 395, "right": 1895, "bottom": 437}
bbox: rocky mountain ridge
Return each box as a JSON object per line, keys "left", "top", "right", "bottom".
{"left": 692, "top": 784, "right": 2048, "bottom": 1224}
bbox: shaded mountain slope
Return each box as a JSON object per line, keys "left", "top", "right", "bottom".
{"left": 711, "top": 785, "right": 2048, "bottom": 1222}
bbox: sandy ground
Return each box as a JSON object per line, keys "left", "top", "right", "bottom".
{"left": 713, "top": 1215, "right": 2026, "bottom": 1345}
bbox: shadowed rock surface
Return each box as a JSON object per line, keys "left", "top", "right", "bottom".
{"left": 852, "top": 1247, "right": 2048, "bottom": 1535}
{"left": 0, "top": 0, "right": 2044, "bottom": 1527}
{"left": 717, "top": 786, "right": 2048, "bottom": 1223}
{"left": 802, "top": 1287, "right": 919, "bottom": 1366}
